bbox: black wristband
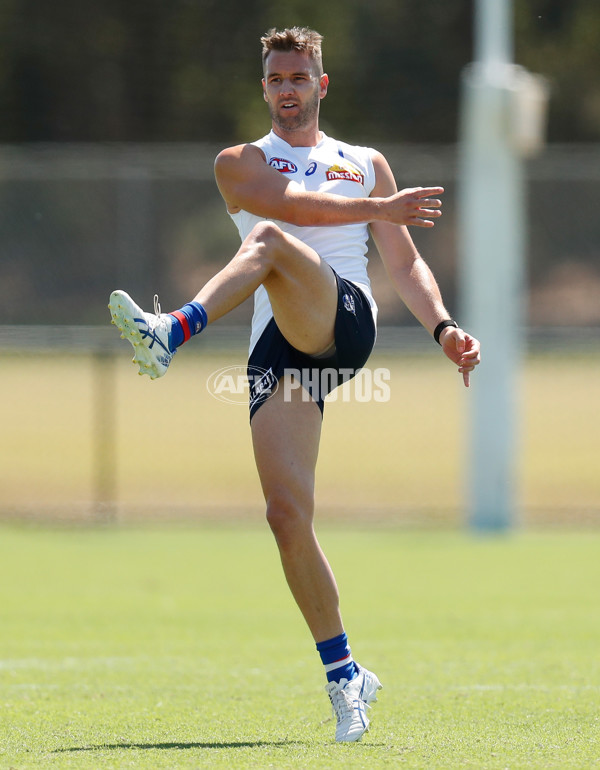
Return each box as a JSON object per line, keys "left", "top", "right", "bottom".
{"left": 433, "top": 319, "right": 458, "bottom": 345}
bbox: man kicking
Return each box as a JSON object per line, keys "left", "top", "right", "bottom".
{"left": 109, "top": 26, "right": 481, "bottom": 742}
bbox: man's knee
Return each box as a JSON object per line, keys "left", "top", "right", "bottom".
{"left": 239, "top": 221, "right": 298, "bottom": 280}
{"left": 265, "top": 492, "right": 313, "bottom": 551}
{"left": 248, "top": 221, "right": 286, "bottom": 254}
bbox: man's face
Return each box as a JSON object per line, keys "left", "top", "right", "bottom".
{"left": 262, "top": 50, "right": 328, "bottom": 133}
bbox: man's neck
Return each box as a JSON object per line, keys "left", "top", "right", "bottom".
{"left": 271, "top": 124, "right": 322, "bottom": 148}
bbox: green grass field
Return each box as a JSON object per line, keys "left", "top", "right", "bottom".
{"left": 1, "top": 527, "right": 599, "bottom": 768}
{"left": 1, "top": 348, "right": 599, "bottom": 766}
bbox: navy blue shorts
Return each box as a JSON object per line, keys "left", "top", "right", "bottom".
{"left": 247, "top": 271, "right": 376, "bottom": 420}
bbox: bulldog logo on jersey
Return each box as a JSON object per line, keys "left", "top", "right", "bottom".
{"left": 269, "top": 158, "right": 298, "bottom": 173}
{"left": 342, "top": 294, "right": 356, "bottom": 315}
{"left": 326, "top": 163, "right": 365, "bottom": 185}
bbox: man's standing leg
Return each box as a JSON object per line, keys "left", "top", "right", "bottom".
{"left": 251, "top": 382, "right": 342, "bottom": 641}
{"left": 109, "top": 221, "right": 382, "bottom": 738}
{"left": 251, "top": 381, "right": 382, "bottom": 741}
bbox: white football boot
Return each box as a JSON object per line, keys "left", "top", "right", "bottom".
{"left": 325, "top": 665, "right": 383, "bottom": 742}
{"left": 108, "top": 290, "right": 176, "bottom": 379}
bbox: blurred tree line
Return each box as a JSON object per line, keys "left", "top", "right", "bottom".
{"left": 1, "top": 0, "right": 599, "bottom": 145}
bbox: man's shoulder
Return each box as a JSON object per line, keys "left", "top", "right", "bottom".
{"left": 324, "top": 135, "right": 377, "bottom": 162}
{"left": 214, "top": 142, "right": 266, "bottom": 170}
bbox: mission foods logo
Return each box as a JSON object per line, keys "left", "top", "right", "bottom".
{"left": 269, "top": 157, "right": 298, "bottom": 173}
{"left": 207, "top": 365, "right": 278, "bottom": 405}
{"left": 326, "top": 163, "right": 364, "bottom": 185}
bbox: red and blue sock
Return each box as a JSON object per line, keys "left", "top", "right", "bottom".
{"left": 169, "top": 301, "right": 207, "bottom": 349}
{"left": 316, "top": 632, "right": 358, "bottom": 683}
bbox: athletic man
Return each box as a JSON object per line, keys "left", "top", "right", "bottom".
{"left": 109, "top": 27, "right": 481, "bottom": 742}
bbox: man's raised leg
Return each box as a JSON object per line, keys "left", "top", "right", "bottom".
{"left": 193, "top": 221, "right": 338, "bottom": 356}
{"left": 109, "top": 221, "right": 338, "bottom": 377}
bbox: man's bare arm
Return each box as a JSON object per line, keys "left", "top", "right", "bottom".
{"left": 214, "top": 143, "right": 443, "bottom": 228}
{"left": 369, "top": 151, "right": 481, "bottom": 386}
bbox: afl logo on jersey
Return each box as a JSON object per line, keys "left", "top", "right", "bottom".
{"left": 269, "top": 158, "right": 298, "bottom": 174}
{"left": 326, "top": 163, "right": 365, "bottom": 185}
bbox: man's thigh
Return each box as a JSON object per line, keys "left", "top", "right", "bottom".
{"left": 251, "top": 377, "right": 323, "bottom": 507}
{"left": 261, "top": 227, "right": 338, "bottom": 356}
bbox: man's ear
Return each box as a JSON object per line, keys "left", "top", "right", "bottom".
{"left": 319, "top": 73, "right": 329, "bottom": 99}
{"left": 262, "top": 78, "right": 267, "bottom": 102}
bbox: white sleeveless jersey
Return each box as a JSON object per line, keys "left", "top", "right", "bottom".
{"left": 228, "top": 130, "right": 379, "bottom": 352}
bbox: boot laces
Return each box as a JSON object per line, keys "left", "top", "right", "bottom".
{"left": 329, "top": 685, "right": 370, "bottom": 723}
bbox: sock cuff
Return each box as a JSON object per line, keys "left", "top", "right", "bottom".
{"left": 185, "top": 301, "right": 208, "bottom": 332}
{"left": 316, "top": 632, "right": 347, "bottom": 652}
{"left": 316, "top": 632, "right": 350, "bottom": 665}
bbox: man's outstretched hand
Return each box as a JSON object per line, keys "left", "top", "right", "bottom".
{"left": 384, "top": 187, "right": 445, "bottom": 228}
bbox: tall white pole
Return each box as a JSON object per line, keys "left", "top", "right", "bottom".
{"left": 458, "top": 0, "right": 525, "bottom": 531}
{"left": 475, "top": 0, "right": 513, "bottom": 64}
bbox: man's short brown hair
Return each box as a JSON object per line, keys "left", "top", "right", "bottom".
{"left": 261, "top": 27, "right": 324, "bottom": 75}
